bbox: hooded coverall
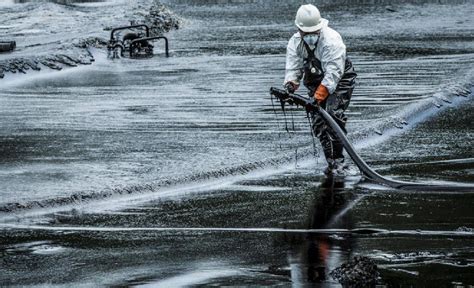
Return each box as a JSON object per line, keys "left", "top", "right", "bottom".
{"left": 284, "top": 19, "right": 357, "bottom": 168}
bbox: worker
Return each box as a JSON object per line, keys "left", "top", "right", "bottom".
{"left": 284, "top": 4, "right": 357, "bottom": 175}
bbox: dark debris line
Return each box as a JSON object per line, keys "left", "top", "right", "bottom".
{"left": 0, "top": 52, "right": 95, "bottom": 78}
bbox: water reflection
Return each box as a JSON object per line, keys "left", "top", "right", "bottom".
{"left": 287, "top": 176, "right": 354, "bottom": 285}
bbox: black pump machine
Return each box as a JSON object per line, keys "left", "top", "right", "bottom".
{"left": 107, "top": 24, "right": 169, "bottom": 59}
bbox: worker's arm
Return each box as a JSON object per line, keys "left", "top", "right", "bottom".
{"left": 318, "top": 31, "right": 346, "bottom": 100}
{"left": 284, "top": 33, "right": 304, "bottom": 91}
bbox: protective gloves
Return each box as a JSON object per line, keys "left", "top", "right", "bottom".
{"left": 314, "top": 84, "right": 329, "bottom": 104}
{"left": 284, "top": 81, "right": 299, "bottom": 93}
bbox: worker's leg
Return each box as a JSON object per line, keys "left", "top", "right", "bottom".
{"left": 312, "top": 70, "right": 356, "bottom": 172}
{"left": 311, "top": 111, "right": 339, "bottom": 171}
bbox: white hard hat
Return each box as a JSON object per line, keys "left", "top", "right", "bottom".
{"left": 295, "top": 4, "right": 324, "bottom": 33}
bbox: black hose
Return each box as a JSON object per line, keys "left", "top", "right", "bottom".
{"left": 270, "top": 87, "right": 474, "bottom": 192}
{"left": 316, "top": 106, "right": 474, "bottom": 192}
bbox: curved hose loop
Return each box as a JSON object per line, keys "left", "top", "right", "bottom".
{"left": 270, "top": 87, "right": 474, "bottom": 192}
{"left": 316, "top": 106, "right": 474, "bottom": 192}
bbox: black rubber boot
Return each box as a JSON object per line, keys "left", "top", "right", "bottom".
{"left": 320, "top": 132, "right": 337, "bottom": 175}
{"left": 328, "top": 112, "right": 346, "bottom": 173}
{"left": 332, "top": 140, "right": 345, "bottom": 163}
{"left": 320, "top": 130, "right": 348, "bottom": 175}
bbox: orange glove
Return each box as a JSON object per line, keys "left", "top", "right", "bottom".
{"left": 314, "top": 84, "right": 329, "bottom": 104}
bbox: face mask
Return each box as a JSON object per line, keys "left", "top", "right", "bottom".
{"left": 303, "top": 34, "right": 319, "bottom": 47}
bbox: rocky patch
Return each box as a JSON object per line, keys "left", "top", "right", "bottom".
{"left": 330, "top": 256, "right": 380, "bottom": 287}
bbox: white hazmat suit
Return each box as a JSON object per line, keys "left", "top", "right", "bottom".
{"left": 284, "top": 19, "right": 347, "bottom": 95}
{"left": 283, "top": 17, "right": 357, "bottom": 173}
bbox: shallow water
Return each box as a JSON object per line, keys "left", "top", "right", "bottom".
{"left": 1, "top": 0, "right": 473, "bottom": 286}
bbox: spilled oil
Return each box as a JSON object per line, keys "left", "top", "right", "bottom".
{"left": 0, "top": 0, "right": 473, "bottom": 286}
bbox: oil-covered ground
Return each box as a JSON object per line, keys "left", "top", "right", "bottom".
{"left": 1, "top": 0, "right": 473, "bottom": 286}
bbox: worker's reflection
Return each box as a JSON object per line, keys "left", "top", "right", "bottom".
{"left": 287, "top": 175, "right": 354, "bottom": 286}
